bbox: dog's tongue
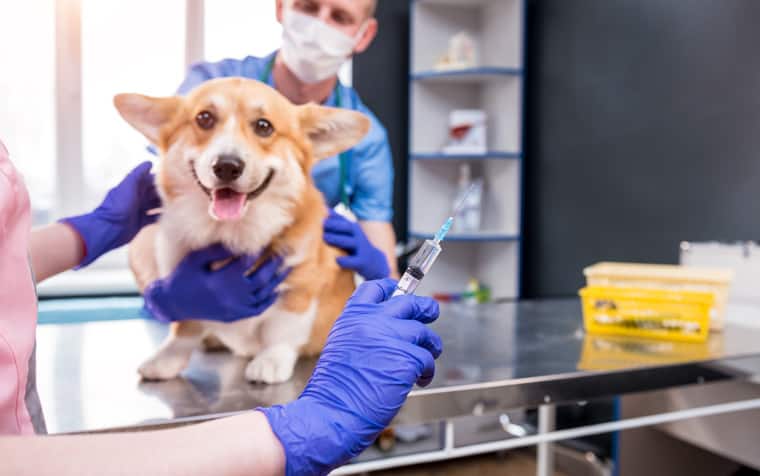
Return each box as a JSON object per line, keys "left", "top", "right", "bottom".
{"left": 211, "top": 188, "right": 246, "bottom": 221}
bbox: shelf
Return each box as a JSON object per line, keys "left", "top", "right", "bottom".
{"left": 409, "top": 232, "right": 521, "bottom": 242}
{"left": 352, "top": 423, "right": 443, "bottom": 465}
{"left": 415, "top": 0, "right": 505, "bottom": 5}
{"left": 411, "top": 67, "right": 522, "bottom": 83}
{"left": 410, "top": 151, "right": 521, "bottom": 161}
{"left": 411, "top": 80, "right": 522, "bottom": 153}
{"left": 409, "top": 159, "right": 520, "bottom": 238}
{"left": 412, "top": 0, "right": 523, "bottom": 73}
{"left": 412, "top": 240, "right": 519, "bottom": 297}
{"left": 409, "top": 0, "right": 524, "bottom": 300}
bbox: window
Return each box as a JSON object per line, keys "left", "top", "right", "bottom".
{"left": 204, "top": 0, "right": 282, "bottom": 62}
{"left": 0, "top": 0, "right": 56, "bottom": 225}
{"left": 2, "top": 0, "right": 347, "bottom": 296}
{"left": 81, "top": 0, "right": 186, "bottom": 211}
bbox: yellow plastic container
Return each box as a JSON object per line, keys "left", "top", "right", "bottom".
{"left": 579, "top": 286, "right": 714, "bottom": 343}
{"left": 577, "top": 333, "right": 722, "bottom": 371}
{"left": 584, "top": 262, "right": 733, "bottom": 330}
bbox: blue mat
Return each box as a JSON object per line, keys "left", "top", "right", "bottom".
{"left": 38, "top": 297, "right": 149, "bottom": 325}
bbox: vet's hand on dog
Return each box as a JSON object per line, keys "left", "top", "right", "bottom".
{"left": 323, "top": 209, "right": 391, "bottom": 280}
{"left": 143, "top": 245, "right": 290, "bottom": 323}
{"left": 260, "top": 278, "right": 442, "bottom": 476}
{"left": 61, "top": 161, "right": 161, "bottom": 267}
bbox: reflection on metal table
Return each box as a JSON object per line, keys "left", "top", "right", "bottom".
{"left": 37, "top": 298, "right": 760, "bottom": 434}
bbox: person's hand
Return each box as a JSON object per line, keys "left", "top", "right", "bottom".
{"left": 143, "top": 244, "right": 290, "bottom": 323}
{"left": 60, "top": 161, "right": 160, "bottom": 267}
{"left": 323, "top": 209, "right": 390, "bottom": 280}
{"left": 260, "top": 278, "right": 442, "bottom": 475}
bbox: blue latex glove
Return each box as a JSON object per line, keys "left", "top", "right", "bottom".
{"left": 61, "top": 161, "right": 161, "bottom": 267}
{"left": 323, "top": 209, "right": 391, "bottom": 280}
{"left": 260, "top": 278, "right": 442, "bottom": 476}
{"left": 143, "top": 244, "right": 290, "bottom": 323}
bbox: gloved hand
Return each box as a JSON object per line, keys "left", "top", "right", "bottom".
{"left": 260, "top": 278, "right": 442, "bottom": 476}
{"left": 143, "top": 244, "right": 290, "bottom": 323}
{"left": 60, "top": 161, "right": 160, "bottom": 267}
{"left": 323, "top": 209, "right": 390, "bottom": 280}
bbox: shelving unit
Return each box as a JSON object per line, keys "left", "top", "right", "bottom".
{"left": 410, "top": 151, "right": 521, "bottom": 160}
{"left": 409, "top": 0, "right": 525, "bottom": 299}
{"left": 411, "top": 67, "right": 522, "bottom": 82}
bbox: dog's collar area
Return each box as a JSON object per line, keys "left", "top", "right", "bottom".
{"left": 190, "top": 161, "right": 275, "bottom": 201}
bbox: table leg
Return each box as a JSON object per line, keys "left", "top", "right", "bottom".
{"left": 537, "top": 403, "right": 556, "bottom": 476}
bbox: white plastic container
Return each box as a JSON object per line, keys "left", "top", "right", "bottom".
{"left": 452, "top": 163, "right": 483, "bottom": 233}
{"left": 442, "top": 110, "right": 487, "bottom": 155}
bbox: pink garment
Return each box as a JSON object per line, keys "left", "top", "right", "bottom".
{"left": 0, "top": 139, "right": 37, "bottom": 435}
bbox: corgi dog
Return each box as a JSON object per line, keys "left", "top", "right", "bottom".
{"left": 114, "top": 77, "right": 369, "bottom": 383}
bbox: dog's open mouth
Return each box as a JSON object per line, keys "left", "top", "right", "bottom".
{"left": 191, "top": 163, "right": 275, "bottom": 221}
{"left": 212, "top": 188, "right": 248, "bottom": 220}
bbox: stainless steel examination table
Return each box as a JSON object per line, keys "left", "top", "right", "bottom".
{"left": 36, "top": 298, "right": 760, "bottom": 475}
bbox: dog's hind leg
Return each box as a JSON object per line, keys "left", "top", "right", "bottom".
{"left": 138, "top": 321, "right": 205, "bottom": 380}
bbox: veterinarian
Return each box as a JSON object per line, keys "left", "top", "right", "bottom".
{"left": 174, "top": 0, "right": 396, "bottom": 282}
{"left": 0, "top": 140, "right": 443, "bottom": 475}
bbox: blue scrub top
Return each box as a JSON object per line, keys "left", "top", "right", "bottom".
{"left": 176, "top": 51, "right": 394, "bottom": 222}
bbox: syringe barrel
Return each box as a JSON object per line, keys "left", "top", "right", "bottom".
{"left": 393, "top": 240, "right": 442, "bottom": 297}
{"left": 408, "top": 239, "right": 442, "bottom": 275}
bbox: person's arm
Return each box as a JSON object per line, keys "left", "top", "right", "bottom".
{"left": 176, "top": 61, "right": 215, "bottom": 95}
{"left": 260, "top": 279, "right": 442, "bottom": 475}
{"left": 359, "top": 220, "right": 399, "bottom": 278}
{"left": 28, "top": 161, "right": 159, "bottom": 283}
{"left": 1, "top": 280, "right": 441, "bottom": 476}
{"left": 323, "top": 209, "right": 392, "bottom": 280}
{"left": 0, "top": 412, "right": 284, "bottom": 476}
{"left": 323, "top": 111, "right": 398, "bottom": 280}
{"left": 28, "top": 224, "right": 85, "bottom": 282}
{"left": 347, "top": 111, "right": 398, "bottom": 278}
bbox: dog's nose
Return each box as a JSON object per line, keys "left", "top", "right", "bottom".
{"left": 213, "top": 155, "right": 245, "bottom": 182}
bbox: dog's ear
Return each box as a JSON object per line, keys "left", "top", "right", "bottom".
{"left": 114, "top": 94, "right": 183, "bottom": 144}
{"left": 299, "top": 104, "right": 371, "bottom": 161}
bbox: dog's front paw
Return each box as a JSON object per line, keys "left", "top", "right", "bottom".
{"left": 245, "top": 345, "right": 298, "bottom": 384}
{"left": 138, "top": 353, "right": 190, "bottom": 381}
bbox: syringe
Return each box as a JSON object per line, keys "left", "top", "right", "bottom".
{"left": 392, "top": 185, "right": 474, "bottom": 297}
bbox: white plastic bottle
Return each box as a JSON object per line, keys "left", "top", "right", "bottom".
{"left": 452, "top": 163, "right": 483, "bottom": 233}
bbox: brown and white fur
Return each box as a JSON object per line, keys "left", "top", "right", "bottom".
{"left": 115, "top": 78, "right": 369, "bottom": 383}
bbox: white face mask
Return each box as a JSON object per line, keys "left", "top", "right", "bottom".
{"left": 280, "top": 9, "right": 367, "bottom": 84}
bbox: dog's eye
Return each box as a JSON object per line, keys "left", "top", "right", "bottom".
{"left": 253, "top": 119, "right": 274, "bottom": 138}
{"left": 196, "top": 111, "right": 216, "bottom": 130}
